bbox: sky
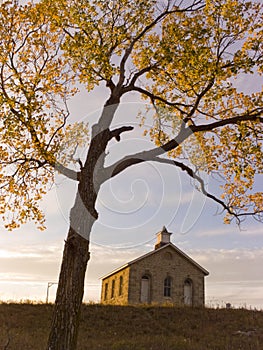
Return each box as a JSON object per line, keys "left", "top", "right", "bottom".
{"left": 0, "top": 79, "right": 262, "bottom": 310}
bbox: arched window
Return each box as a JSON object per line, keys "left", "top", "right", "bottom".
{"left": 140, "top": 275, "right": 151, "bottom": 303}
{"left": 164, "top": 276, "right": 172, "bottom": 297}
{"left": 184, "top": 279, "right": 193, "bottom": 306}
{"left": 119, "top": 276, "right": 123, "bottom": 296}
{"left": 111, "top": 279, "right": 115, "bottom": 298}
{"left": 104, "top": 283, "right": 108, "bottom": 300}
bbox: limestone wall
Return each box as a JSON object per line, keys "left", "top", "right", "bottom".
{"left": 128, "top": 246, "right": 206, "bottom": 306}
{"left": 101, "top": 266, "right": 130, "bottom": 305}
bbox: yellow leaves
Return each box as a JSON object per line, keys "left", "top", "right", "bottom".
{"left": 212, "top": 117, "right": 263, "bottom": 221}
{"left": 224, "top": 216, "right": 231, "bottom": 225}
{"left": 0, "top": 0, "right": 262, "bottom": 230}
{"left": 142, "top": 0, "right": 262, "bottom": 120}
{"left": 0, "top": 160, "right": 51, "bottom": 230}
{"left": 45, "top": 0, "right": 158, "bottom": 89}
{"left": 0, "top": 2, "right": 79, "bottom": 231}
{"left": 5, "top": 221, "right": 20, "bottom": 231}
{"left": 248, "top": 192, "right": 263, "bottom": 212}
{"left": 56, "top": 121, "right": 90, "bottom": 166}
{"left": 167, "top": 146, "right": 182, "bottom": 159}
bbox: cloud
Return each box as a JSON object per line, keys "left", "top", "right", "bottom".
{"left": 196, "top": 224, "right": 263, "bottom": 237}
{"left": 206, "top": 280, "right": 263, "bottom": 309}
{"left": 239, "top": 226, "right": 263, "bottom": 236}
{"left": 0, "top": 242, "right": 63, "bottom": 288}
{"left": 189, "top": 247, "right": 263, "bottom": 281}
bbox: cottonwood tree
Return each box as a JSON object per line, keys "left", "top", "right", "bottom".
{"left": 0, "top": 0, "right": 262, "bottom": 349}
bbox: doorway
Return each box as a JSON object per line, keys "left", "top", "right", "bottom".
{"left": 184, "top": 279, "right": 193, "bottom": 306}
{"left": 140, "top": 275, "right": 150, "bottom": 303}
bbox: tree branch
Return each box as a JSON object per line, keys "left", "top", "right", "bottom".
{"left": 150, "top": 157, "right": 263, "bottom": 223}
{"left": 123, "top": 64, "right": 158, "bottom": 90}
{"left": 105, "top": 110, "right": 263, "bottom": 180}
{"left": 190, "top": 110, "right": 263, "bottom": 133}
{"left": 102, "top": 110, "right": 263, "bottom": 212}
{"left": 107, "top": 150, "right": 235, "bottom": 215}
{"left": 131, "top": 85, "right": 190, "bottom": 112}
{"left": 109, "top": 126, "right": 134, "bottom": 142}
{"left": 117, "top": 1, "right": 205, "bottom": 90}
{"left": 54, "top": 162, "right": 80, "bottom": 181}
{"left": 117, "top": 6, "right": 170, "bottom": 88}
{"left": 150, "top": 156, "right": 235, "bottom": 215}
{"left": 103, "top": 126, "right": 192, "bottom": 180}
{"left": 185, "top": 78, "right": 215, "bottom": 121}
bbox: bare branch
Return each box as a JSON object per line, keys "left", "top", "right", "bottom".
{"left": 106, "top": 149, "right": 237, "bottom": 216}
{"left": 109, "top": 126, "right": 134, "bottom": 142}
{"left": 103, "top": 125, "right": 192, "bottom": 180}
{"left": 151, "top": 157, "right": 263, "bottom": 223}
{"left": 150, "top": 156, "right": 236, "bottom": 216}
{"left": 124, "top": 64, "right": 158, "bottom": 89}
{"left": 102, "top": 109, "right": 263, "bottom": 220}
{"left": 190, "top": 111, "right": 263, "bottom": 133}
{"left": 184, "top": 78, "right": 215, "bottom": 121}
{"left": 54, "top": 162, "right": 80, "bottom": 181}
{"left": 131, "top": 85, "right": 190, "bottom": 112}
{"left": 105, "top": 110, "right": 263, "bottom": 181}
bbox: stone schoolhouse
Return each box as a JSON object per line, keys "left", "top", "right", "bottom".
{"left": 101, "top": 227, "right": 209, "bottom": 306}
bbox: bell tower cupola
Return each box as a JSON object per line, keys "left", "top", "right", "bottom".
{"left": 154, "top": 226, "right": 172, "bottom": 250}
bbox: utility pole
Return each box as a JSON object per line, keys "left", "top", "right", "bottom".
{"left": 46, "top": 282, "right": 58, "bottom": 303}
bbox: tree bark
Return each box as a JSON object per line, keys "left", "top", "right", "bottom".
{"left": 46, "top": 226, "right": 92, "bottom": 350}
{"left": 47, "top": 175, "right": 98, "bottom": 350}
{"left": 46, "top": 96, "right": 120, "bottom": 350}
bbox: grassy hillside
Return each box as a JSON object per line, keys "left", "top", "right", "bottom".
{"left": 0, "top": 303, "right": 262, "bottom": 349}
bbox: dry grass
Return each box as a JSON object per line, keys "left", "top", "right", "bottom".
{"left": 0, "top": 303, "right": 263, "bottom": 349}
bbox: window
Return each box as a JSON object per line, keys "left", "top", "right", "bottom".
{"left": 104, "top": 283, "right": 108, "bottom": 300}
{"left": 140, "top": 275, "right": 150, "bottom": 303}
{"left": 119, "top": 276, "right": 123, "bottom": 296}
{"left": 164, "top": 276, "right": 172, "bottom": 297}
{"left": 111, "top": 280, "right": 115, "bottom": 298}
{"left": 184, "top": 279, "right": 193, "bottom": 306}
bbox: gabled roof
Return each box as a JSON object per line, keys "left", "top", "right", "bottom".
{"left": 101, "top": 243, "right": 209, "bottom": 280}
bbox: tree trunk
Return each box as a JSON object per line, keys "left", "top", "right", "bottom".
{"left": 47, "top": 183, "right": 97, "bottom": 350}
{"left": 46, "top": 98, "right": 120, "bottom": 350}
{"left": 46, "top": 226, "right": 91, "bottom": 350}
